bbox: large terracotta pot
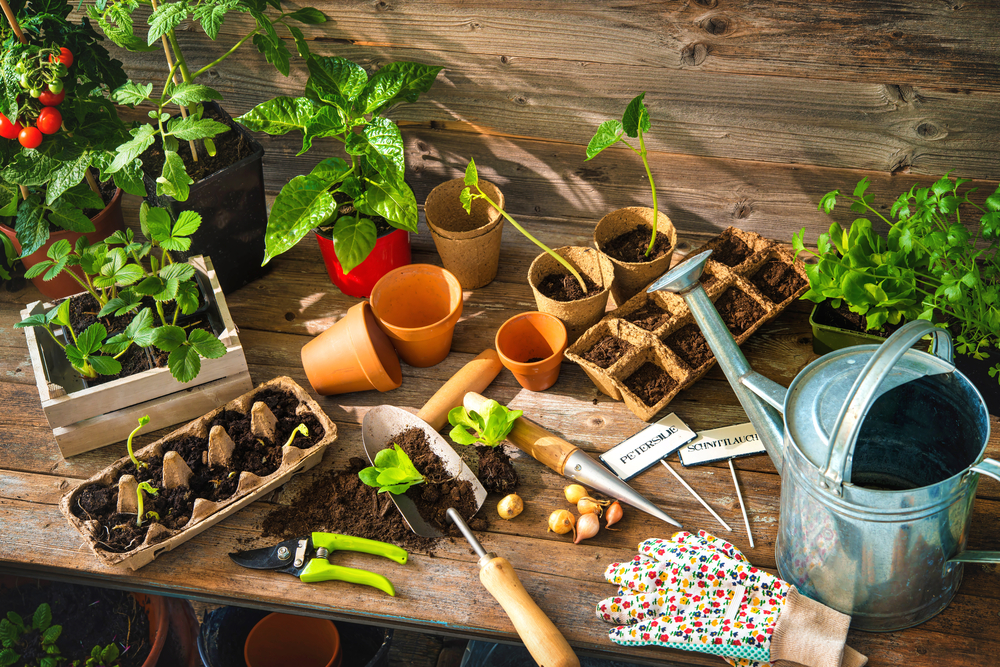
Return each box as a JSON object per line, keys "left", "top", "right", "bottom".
{"left": 495, "top": 311, "right": 568, "bottom": 391}
{"left": 0, "top": 188, "right": 125, "bottom": 300}
{"left": 316, "top": 227, "right": 411, "bottom": 298}
{"left": 593, "top": 206, "right": 677, "bottom": 305}
{"left": 424, "top": 177, "right": 505, "bottom": 289}
{"left": 245, "top": 612, "right": 342, "bottom": 667}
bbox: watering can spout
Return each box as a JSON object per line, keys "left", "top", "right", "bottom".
{"left": 648, "top": 250, "right": 787, "bottom": 474}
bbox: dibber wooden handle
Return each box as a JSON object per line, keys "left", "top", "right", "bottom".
{"left": 416, "top": 350, "right": 502, "bottom": 431}
{"left": 464, "top": 392, "right": 579, "bottom": 474}
{"left": 479, "top": 556, "right": 580, "bottom": 667}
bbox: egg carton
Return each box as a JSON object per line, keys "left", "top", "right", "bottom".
{"left": 60, "top": 376, "right": 337, "bottom": 570}
{"left": 566, "top": 227, "right": 808, "bottom": 421}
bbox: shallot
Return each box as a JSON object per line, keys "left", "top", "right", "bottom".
{"left": 497, "top": 493, "right": 523, "bottom": 520}
{"left": 548, "top": 509, "right": 575, "bottom": 535}
{"left": 574, "top": 512, "right": 600, "bottom": 544}
{"left": 577, "top": 496, "right": 606, "bottom": 517}
{"left": 605, "top": 501, "right": 623, "bottom": 528}
{"left": 564, "top": 484, "right": 588, "bottom": 505}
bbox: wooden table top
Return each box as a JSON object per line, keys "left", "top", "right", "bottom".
{"left": 1, "top": 210, "right": 998, "bottom": 667}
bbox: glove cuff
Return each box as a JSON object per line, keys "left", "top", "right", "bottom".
{"left": 770, "top": 586, "right": 864, "bottom": 667}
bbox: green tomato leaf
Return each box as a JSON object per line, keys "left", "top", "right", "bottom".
{"left": 167, "top": 116, "right": 229, "bottom": 141}
{"left": 192, "top": 0, "right": 238, "bottom": 39}
{"left": 14, "top": 195, "right": 48, "bottom": 257}
{"left": 287, "top": 7, "right": 327, "bottom": 23}
{"left": 48, "top": 200, "right": 97, "bottom": 234}
{"left": 147, "top": 3, "right": 188, "bottom": 45}
{"left": 331, "top": 215, "right": 377, "bottom": 274}
{"left": 110, "top": 124, "right": 156, "bottom": 174}
{"left": 157, "top": 150, "right": 193, "bottom": 201}
{"left": 112, "top": 81, "right": 155, "bottom": 106}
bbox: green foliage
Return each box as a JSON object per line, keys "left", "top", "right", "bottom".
{"left": 448, "top": 400, "right": 522, "bottom": 449}
{"left": 84, "top": 643, "right": 120, "bottom": 667}
{"left": 358, "top": 444, "right": 425, "bottom": 494}
{"left": 126, "top": 414, "right": 150, "bottom": 469}
{"left": 0, "top": 603, "right": 63, "bottom": 667}
{"left": 796, "top": 173, "right": 1000, "bottom": 380}
{"left": 14, "top": 205, "right": 227, "bottom": 384}
{"left": 237, "top": 57, "right": 442, "bottom": 271}
{"left": 283, "top": 423, "right": 309, "bottom": 448}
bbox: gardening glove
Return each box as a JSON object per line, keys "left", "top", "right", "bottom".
{"left": 596, "top": 531, "right": 867, "bottom": 667}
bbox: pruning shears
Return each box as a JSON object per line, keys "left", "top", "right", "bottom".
{"left": 229, "top": 532, "right": 408, "bottom": 596}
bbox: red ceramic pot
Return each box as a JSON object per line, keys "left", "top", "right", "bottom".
{"left": 316, "top": 227, "right": 411, "bottom": 298}
{"left": 0, "top": 188, "right": 126, "bottom": 300}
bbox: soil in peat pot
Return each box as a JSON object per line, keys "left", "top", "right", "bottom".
{"left": 0, "top": 582, "right": 151, "bottom": 667}
{"left": 624, "top": 362, "right": 678, "bottom": 407}
{"left": 537, "top": 272, "right": 600, "bottom": 301}
{"left": 750, "top": 258, "right": 807, "bottom": 304}
{"left": 140, "top": 106, "right": 255, "bottom": 183}
{"left": 665, "top": 323, "right": 714, "bottom": 369}
{"left": 716, "top": 288, "right": 765, "bottom": 336}
{"left": 582, "top": 335, "right": 634, "bottom": 369}
{"left": 625, "top": 300, "right": 671, "bottom": 331}
{"left": 475, "top": 445, "right": 518, "bottom": 494}
{"left": 710, "top": 233, "right": 753, "bottom": 267}
{"left": 699, "top": 271, "right": 718, "bottom": 290}
{"left": 70, "top": 389, "right": 326, "bottom": 553}
{"left": 262, "top": 428, "right": 487, "bottom": 552}
{"left": 602, "top": 226, "right": 673, "bottom": 263}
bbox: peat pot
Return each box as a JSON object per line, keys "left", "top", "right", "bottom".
{"left": 650, "top": 250, "right": 1000, "bottom": 632}
{"left": 593, "top": 206, "right": 676, "bottom": 306}
{"left": 424, "top": 177, "right": 505, "bottom": 289}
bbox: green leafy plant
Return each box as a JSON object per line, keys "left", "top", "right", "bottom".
{"left": 90, "top": 0, "right": 327, "bottom": 201}
{"left": 358, "top": 444, "right": 425, "bottom": 494}
{"left": 448, "top": 399, "right": 522, "bottom": 449}
{"left": 461, "top": 158, "right": 587, "bottom": 291}
{"left": 135, "top": 480, "right": 159, "bottom": 527}
{"left": 14, "top": 204, "right": 227, "bottom": 382}
{"left": 81, "top": 643, "right": 119, "bottom": 667}
{"left": 794, "top": 174, "right": 1000, "bottom": 380}
{"left": 0, "top": 603, "right": 63, "bottom": 667}
{"left": 236, "top": 56, "right": 442, "bottom": 271}
{"left": 584, "top": 92, "right": 660, "bottom": 257}
{"left": 126, "top": 415, "right": 150, "bottom": 469}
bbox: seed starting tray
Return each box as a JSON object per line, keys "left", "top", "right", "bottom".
{"left": 566, "top": 227, "right": 809, "bottom": 421}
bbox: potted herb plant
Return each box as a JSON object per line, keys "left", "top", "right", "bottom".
{"left": 90, "top": 0, "right": 326, "bottom": 293}
{"left": 0, "top": 0, "right": 143, "bottom": 300}
{"left": 586, "top": 93, "right": 677, "bottom": 305}
{"left": 236, "top": 56, "right": 443, "bottom": 297}
{"left": 793, "top": 174, "right": 1000, "bottom": 413}
{"left": 14, "top": 204, "right": 251, "bottom": 456}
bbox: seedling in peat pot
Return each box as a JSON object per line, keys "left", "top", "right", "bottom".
{"left": 359, "top": 444, "right": 425, "bottom": 494}
{"left": 135, "top": 481, "right": 160, "bottom": 527}
{"left": 283, "top": 424, "right": 308, "bottom": 448}
{"left": 448, "top": 399, "right": 522, "bottom": 449}
{"left": 462, "top": 158, "right": 587, "bottom": 292}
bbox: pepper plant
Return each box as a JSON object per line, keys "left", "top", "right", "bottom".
{"left": 14, "top": 204, "right": 227, "bottom": 382}
{"left": 90, "top": 0, "right": 327, "bottom": 201}
{"left": 237, "top": 56, "right": 442, "bottom": 271}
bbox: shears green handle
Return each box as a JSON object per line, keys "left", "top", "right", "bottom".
{"left": 311, "top": 532, "right": 408, "bottom": 564}
{"left": 300, "top": 532, "right": 408, "bottom": 596}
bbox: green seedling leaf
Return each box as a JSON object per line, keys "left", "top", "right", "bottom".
{"left": 448, "top": 401, "right": 523, "bottom": 448}
{"left": 99, "top": 290, "right": 144, "bottom": 318}
{"left": 152, "top": 325, "right": 187, "bottom": 352}
{"left": 585, "top": 120, "right": 624, "bottom": 160}
{"left": 32, "top": 603, "right": 51, "bottom": 632}
{"left": 359, "top": 444, "right": 425, "bottom": 494}
{"left": 464, "top": 158, "right": 479, "bottom": 187}
{"left": 109, "top": 124, "right": 156, "bottom": 174}
{"left": 168, "top": 83, "right": 223, "bottom": 107}
{"left": 355, "top": 176, "right": 418, "bottom": 233}
{"left": 168, "top": 116, "right": 229, "bottom": 141}
{"left": 157, "top": 150, "right": 194, "bottom": 201}
{"left": 287, "top": 7, "right": 327, "bottom": 23}
{"left": 188, "top": 329, "right": 226, "bottom": 358}
{"left": 621, "top": 92, "right": 650, "bottom": 138}
{"left": 168, "top": 345, "right": 202, "bottom": 382}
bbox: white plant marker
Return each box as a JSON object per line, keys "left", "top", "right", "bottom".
{"left": 729, "top": 459, "right": 754, "bottom": 548}
{"left": 660, "top": 460, "right": 732, "bottom": 532}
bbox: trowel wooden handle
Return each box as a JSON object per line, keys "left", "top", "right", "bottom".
{"left": 464, "top": 392, "right": 579, "bottom": 474}
{"left": 479, "top": 555, "right": 580, "bottom": 667}
{"left": 417, "top": 350, "right": 502, "bottom": 431}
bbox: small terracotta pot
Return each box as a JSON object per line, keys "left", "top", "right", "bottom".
{"left": 1, "top": 188, "right": 125, "bottom": 300}
{"left": 527, "top": 246, "right": 614, "bottom": 344}
{"left": 495, "top": 311, "right": 568, "bottom": 391}
{"left": 370, "top": 264, "right": 464, "bottom": 367}
{"left": 245, "top": 612, "right": 342, "bottom": 667}
{"left": 593, "top": 206, "right": 677, "bottom": 305}
{"left": 301, "top": 301, "right": 403, "bottom": 395}
{"left": 316, "top": 227, "right": 411, "bottom": 298}
{"left": 424, "top": 177, "right": 505, "bottom": 289}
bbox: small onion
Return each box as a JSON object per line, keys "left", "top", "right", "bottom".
{"left": 577, "top": 496, "right": 604, "bottom": 517}
{"left": 605, "top": 501, "right": 623, "bottom": 528}
{"left": 548, "top": 509, "right": 575, "bottom": 535}
{"left": 497, "top": 493, "right": 523, "bottom": 520}
{"left": 574, "top": 512, "right": 600, "bottom": 544}
{"left": 564, "top": 484, "right": 588, "bottom": 505}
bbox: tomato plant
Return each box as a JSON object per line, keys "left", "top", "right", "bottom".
{"left": 36, "top": 107, "right": 61, "bottom": 135}
{"left": 49, "top": 47, "right": 73, "bottom": 68}
{"left": 0, "top": 114, "right": 22, "bottom": 140}
{"left": 18, "top": 126, "right": 42, "bottom": 148}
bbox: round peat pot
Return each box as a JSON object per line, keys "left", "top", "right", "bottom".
{"left": 1, "top": 188, "right": 125, "bottom": 300}
{"left": 495, "top": 311, "right": 567, "bottom": 391}
{"left": 593, "top": 206, "right": 676, "bottom": 306}
{"left": 369, "top": 264, "right": 463, "bottom": 368}
{"left": 245, "top": 613, "right": 342, "bottom": 667}
{"left": 316, "top": 228, "right": 411, "bottom": 298}
{"left": 424, "top": 177, "right": 505, "bottom": 289}
{"left": 301, "top": 301, "right": 403, "bottom": 395}
{"left": 527, "top": 246, "right": 614, "bottom": 344}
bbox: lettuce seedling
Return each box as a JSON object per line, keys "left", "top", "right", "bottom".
{"left": 358, "top": 444, "right": 425, "bottom": 494}
{"left": 135, "top": 481, "right": 160, "bottom": 527}
{"left": 448, "top": 400, "right": 522, "bottom": 448}
{"left": 127, "top": 415, "right": 150, "bottom": 470}
{"left": 0, "top": 603, "right": 62, "bottom": 667}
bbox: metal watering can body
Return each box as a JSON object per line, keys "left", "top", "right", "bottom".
{"left": 649, "top": 250, "right": 1000, "bottom": 631}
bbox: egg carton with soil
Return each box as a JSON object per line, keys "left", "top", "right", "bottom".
{"left": 566, "top": 227, "right": 808, "bottom": 421}
{"left": 60, "top": 376, "right": 337, "bottom": 570}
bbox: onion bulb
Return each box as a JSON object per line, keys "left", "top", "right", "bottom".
{"left": 605, "top": 501, "right": 623, "bottom": 528}
{"left": 497, "top": 493, "right": 523, "bottom": 520}
{"left": 548, "top": 509, "right": 575, "bottom": 535}
{"left": 577, "top": 496, "right": 606, "bottom": 517}
{"left": 564, "top": 484, "right": 588, "bottom": 505}
{"left": 574, "top": 512, "right": 600, "bottom": 544}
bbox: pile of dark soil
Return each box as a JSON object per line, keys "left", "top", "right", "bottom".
{"left": 625, "top": 300, "right": 671, "bottom": 331}
{"left": 602, "top": 227, "right": 672, "bottom": 263}
{"left": 751, "top": 258, "right": 807, "bottom": 303}
{"left": 710, "top": 234, "right": 753, "bottom": 266}
{"left": 475, "top": 445, "right": 518, "bottom": 494}
{"left": 716, "top": 288, "right": 765, "bottom": 335}
{"left": 665, "top": 323, "right": 714, "bottom": 369}
{"left": 537, "top": 272, "right": 599, "bottom": 301}
{"left": 624, "top": 362, "right": 678, "bottom": 407}
{"left": 582, "top": 335, "right": 633, "bottom": 369}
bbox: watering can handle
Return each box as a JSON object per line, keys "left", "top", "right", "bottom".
{"left": 821, "top": 320, "right": 954, "bottom": 495}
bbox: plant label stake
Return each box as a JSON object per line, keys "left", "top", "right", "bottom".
{"left": 729, "top": 458, "right": 754, "bottom": 548}
{"left": 659, "top": 460, "right": 731, "bottom": 533}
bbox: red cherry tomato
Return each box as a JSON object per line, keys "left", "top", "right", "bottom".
{"left": 38, "top": 89, "right": 65, "bottom": 106}
{"left": 36, "top": 107, "right": 62, "bottom": 135}
{"left": 18, "top": 126, "right": 42, "bottom": 148}
{"left": 0, "top": 113, "right": 23, "bottom": 140}
{"left": 49, "top": 47, "right": 73, "bottom": 67}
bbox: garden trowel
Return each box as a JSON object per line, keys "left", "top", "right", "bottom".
{"left": 361, "top": 349, "right": 500, "bottom": 537}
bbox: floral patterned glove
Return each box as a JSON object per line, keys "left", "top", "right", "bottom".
{"left": 596, "top": 531, "right": 867, "bottom": 667}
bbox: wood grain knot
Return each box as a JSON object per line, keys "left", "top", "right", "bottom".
{"left": 574, "top": 166, "right": 610, "bottom": 183}
{"left": 512, "top": 95, "right": 528, "bottom": 106}
{"left": 693, "top": 0, "right": 718, "bottom": 7}
{"left": 500, "top": 55, "right": 510, "bottom": 65}
{"left": 700, "top": 16, "right": 730, "bottom": 35}
{"left": 374, "top": 0, "right": 391, "bottom": 10}
{"left": 916, "top": 121, "right": 947, "bottom": 140}
{"left": 587, "top": 416, "right": 605, "bottom": 429}
{"left": 681, "top": 43, "right": 709, "bottom": 66}
{"left": 890, "top": 153, "right": 913, "bottom": 175}
{"left": 733, "top": 199, "right": 753, "bottom": 219}
{"left": 284, "top": 312, "right": 295, "bottom": 321}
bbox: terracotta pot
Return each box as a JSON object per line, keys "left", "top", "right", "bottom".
{"left": 527, "top": 246, "right": 614, "bottom": 344}
{"left": 369, "top": 264, "right": 463, "bottom": 367}
{"left": 0, "top": 188, "right": 125, "bottom": 300}
{"left": 245, "top": 612, "right": 342, "bottom": 667}
{"left": 593, "top": 206, "right": 677, "bottom": 305}
{"left": 301, "top": 301, "right": 403, "bottom": 395}
{"left": 424, "top": 177, "right": 505, "bottom": 289}
{"left": 316, "top": 227, "right": 411, "bottom": 298}
{"left": 495, "top": 311, "right": 568, "bottom": 391}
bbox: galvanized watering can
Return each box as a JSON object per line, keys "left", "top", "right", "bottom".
{"left": 649, "top": 250, "right": 1000, "bottom": 631}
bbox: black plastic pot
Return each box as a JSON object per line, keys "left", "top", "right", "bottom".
{"left": 198, "top": 605, "right": 393, "bottom": 667}
{"left": 954, "top": 348, "right": 1000, "bottom": 418}
{"left": 142, "top": 103, "right": 270, "bottom": 294}
{"left": 809, "top": 302, "right": 889, "bottom": 355}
